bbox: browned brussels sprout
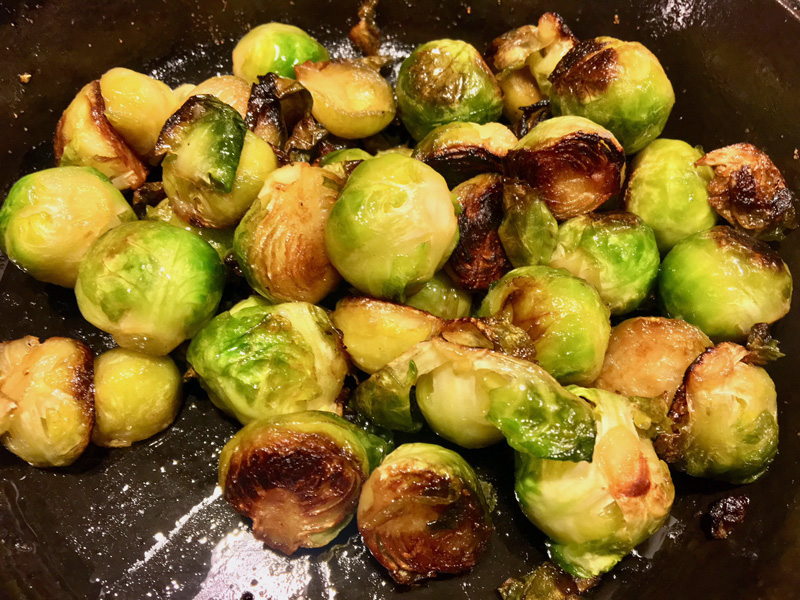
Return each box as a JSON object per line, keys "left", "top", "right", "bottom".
{"left": 496, "top": 68, "right": 544, "bottom": 124}
{"left": 498, "top": 562, "right": 598, "bottom": 600}
{"left": 191, "top": 75, "right": 252, "bottom": 118}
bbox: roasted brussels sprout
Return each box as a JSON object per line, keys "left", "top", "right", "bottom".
{"left": 219, "top": 410, "right": 390, "bottom": 554}
{"left": 233, "top": 23, "right": 330, "bottom": 83}
{"left": 479, "top": 266, "right": 611, "bottom": 385}
{"left": 655, "top": 342, "right": 779, "bottom": 483}
{"left": 234, "top": 163, "right": 343, "bottom": 303}
{"left": 659, "top": 226, "right": 792, "bottom": 341}
{"left": 358, "top": 443, "right": 493, "bottom": 584}
{"left": 516, "top": 387, "right": 674, "bottom": 578}
{"left": 505, "top": 116, "right": 625, "bottom": 220}
{"left": 526, "top": 13, "right": 577, "bottom": 96}
{"left": 0, "top": 337, "right": 93, "bottom": 467}
{"left": 324, "top": 154, "right": 458, "bottom": 300}
{"left": 624, "top": 138, "right": 716, "bottom": 252}
{"left": 404, "top": 271, "right": 472, "bottom": 319}
{"left": 396, "top": 39, "right": 503, "bottom": 140}
{"left": 91, "top": 348, "right": 182, "bottom": 447}
{"left": 549, "top": 212, "right": 660, "bottom": 315}
{"left": 548, "top": 37, "right": 675, "bottom": 154}
{"left": 173, "top": 83, "right": 196, "bottom": 105}
{"left": 144, "top": 199, "right": 233, "bottom": 261}
{"left": 0, "top": 166, "right": 136, "bottom": 287}
{"left": 498, "top": 179, "right": 558, "bottom": 268}
{"left": 498, "top": 562, "right": 598, "bottom": 600}
{"left": 244, "top": 72, "right": 313, "bottom": 149}
{"left": 496, "top": 68, "right": 544, "bottom": 124}
{"left": 186, "top": 298, "right": 348, "bottom": 424}
{"left": 191, "top": 75, "right": 252, "bottom": 118}
{"left": 75, "top": 221, "right": 225, "bottom": 356}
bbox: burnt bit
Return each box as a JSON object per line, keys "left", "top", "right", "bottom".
{"left": 284, "top": 113, "right": 331, "bottom": 163}
{"left": 707, "top": 495, "right": 750, "bottom": 539}
{"left": 419, "top": 146, "right": 507, "bottom": 189}
{"left": 513, "top": 99, "right": 551, "bottom": 138}
{"left": 549, "top": 38, "right": 617, "bottom": 101}
{"left": 744, "top": 323, "right": 784, "bottom": 365}
{"left": 350, "top": 0, "right": 381, "bottom": 56}
{"left": 245, "top": 74, "right": 287, "bottom": 149}
{"left": 131, "top": 181, "right": 167, "bottom": 207}
{"left": 66, "top": 338, "right": 96, "bottom": 426}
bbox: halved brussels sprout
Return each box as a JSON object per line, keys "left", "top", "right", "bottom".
{"left": 55, "top": 81, "right": 148, "bottom": 190}
{"left": 505, "top": 116, "right": 625, "bottom": 220}
{"left": 655, "top": 342, "right": 778, "bottom": 483}
{"left": 144, "top": 199, "right": 233, "bottom": 261}
{"left": 324, "top": 154, "right": 458, "bottom": 300}
{"left": 479, "top": 266, "right": 611, "bottom": 385}
{"left": 92, "top": 348, "right": 182, "bottom": 447}
{"left": 624, "top": 138, "right": 716, "bottom": 252}
{"left": 396, "top": 39, "right": 503, "bottom": 140}
{"left": 75, "top": 221, "right": 225, "bottom": 356}
{"left": 0, "top": 166, "right": 136, "bottom": 287}
{"left": 404, "top": 271, "right": 472, "bottom": 319}
{"left": 186, "top": 298, "right": 348, "bottom": 424}
{"left": 548, "top": 37, "right": 675, "bottom": 154}
{"left": 219, "top": 410, "right": 390, "bottom": 554}
{"left": 659, "top": 226, "right": 792, "bottom": 341}
{"left": 191, "top": 75, "right": 252, "bottom": 118}
{"left": 233, "top": 22, "right": 330, "bottom": 83}
{"left": 498, "top": 179, "right": 558, "bottom": 268}
{"left": 549, "top": 212, "right": 660, "bottom": 315}
{"left": 0, "top": 337, "right": 94, "bottom": 467}
{"left": 358, "top": 443, "right": 493, "bottom": 584}
{"left": 516, "top": 387, "right": 675, "bottom": 578}
{"left": 234, "top": 163, "right": 343, "bottom": 303}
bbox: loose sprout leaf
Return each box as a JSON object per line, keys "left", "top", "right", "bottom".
{"left": 744, "top": 322, "right": 784, "bottom": 365}
{"left": 498, "top": 561, "right": 599, "bottom": 600}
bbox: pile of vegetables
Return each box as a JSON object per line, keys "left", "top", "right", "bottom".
{"left": 0, "top": 7, "right": 796, "bottom": 595}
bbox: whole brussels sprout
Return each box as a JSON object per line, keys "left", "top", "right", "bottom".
{"left": 191, "top": 75, "right": 252, "bottom": 118}
{"left": 516, "top": 387, "right": 675, "bottom": 578}
{"left": 219, "top": 410, "right": 390, "bottom": 554}
{"left": 404, "top": 271, "right": 472, "bottom": 319}
{"left": 357, "top": 443, "right": 493, "bottom": 584}
{"left": 144, "top": 199, "right": 233, "bottom": 261}
{"left": 625, "top": 138, "right": 716, "bottom": 252}
{"left": 233, "top": 22, "right": 330, "bottom": 83}
{"left": 479, "top": 266, "right": 611, "bottom": 385}
{"left": 324, "top": 154, "right": 458, "bottom": 301}
{"left": 0, "top": 166, "right": 136, "bottom": 287}
{"left": 549, "top": 37, "right": 675, "bottom": 154}
{"left": 549, "top": 212, "right": 660, "bottom": 315}
{"left": 92, "top": 348, "right": 182, "bottom": 447}
{"left": 498, "top": 179, "right": 558, "bottom": 268}
{"left": 186, "top": 297, "right": 348, "bottom": 424}
{"left": 75, "top": 221, "right": 225, "bottom": 356}
{"left": 396, "top": 39, "right": 503, "bottom": 140}
{"left": 659, "top": 226, "right": 792, "bottom": 341}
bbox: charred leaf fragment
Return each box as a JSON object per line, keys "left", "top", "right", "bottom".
{"left": 744, "top": 323, "right": 784, "bottom": 365}
{"left": 498, "top": 562, "right": 599, "bottom": 600}
{"left": 707, "top": 495, "right": 749, "bottom": 540}
{"left": 350, "top": 0, "right": 381, "bottom": 56}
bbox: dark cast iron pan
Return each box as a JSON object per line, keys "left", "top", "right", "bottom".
{"left": 2, "top": 1, "right": 800, "bottom": 598}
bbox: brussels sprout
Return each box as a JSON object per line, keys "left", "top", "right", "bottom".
{"left": 233, "top": 22, "right": 330, "bottom": 83}
{"left": 549, "top": 212, "right": 660, "bottom": 315}
{"left": 516, "top": 387, "right": 675, "bottom": 578}
{"left": 55, "top": 81, "right": 148, "bottom": 190}
{"left": 655, "top": 342, "right": 779, "bottom": 483}
{"left": 526, "top": 13, "right": 578, "bottom": 96}
{"left": 548, "top": 37, "right": 675, "bottom": 154}
{"left": 0, "top": 337, "right": 93, "bottom": 467}
{"left": 594, "top": 317, "right": 712, "bottom": 401}
{"left": 91, "top": 348, "right": 181, "bottom": 447}
{"left": 234, "top": 163, "right": 343, "bottom": 303}
{"left": 505, "top": 116, "right": 625, "bottom": 220}
{"left": 404, "top": 271, "right": 472, "bottom": 319}
{"left": 624, "top": 139, "right": 716, "bottom": 252}
{"left": 219, "top": 410, "right": 390, "bottom": 554}
{"left": 191, "top": 75, "right": 252, "bottom": 118}
{"left": 186, "top": 298, "right": 348, "bottom": 424}
{"left": 498, "top": 179, "right": 558, "bottom": 268}
{"left": 324, "top": 154, "right": 458, "bottom": 300}
{"left": 173, "top": 83, "right": 196, "bottom": 105}
{"left": 412, "top": 122, "right": 518, "bottom": 187}
{"left": 75, "top": 221, "right": 225, "bottom": 356}
{"left": 0, "top": 166, "right": 136, "bottom": 287}
{"left": 357, "top": 443, "right": 493, "bottom": 584}
{"left": 496, "top": 68, "right": 544, "bottom": 124}
{"left": 498, "top": 562, "right": 598, "bottom": 600}
{"left": 144, "top": 199, "right": 233, "bottom": 260}
{"left": 659, "top": 226, "right": 792, "bottom": 341}
{"left": 99, "top": 67, "right": 180, "bottom": 163}
{"left": 479, "top": 266, "right": 611, "bottom": 385}
{"left": 396, "top": 39, "right": 503, "bottom": 140}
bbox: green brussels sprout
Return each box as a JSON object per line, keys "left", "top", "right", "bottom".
{"left": 658, "top": 226, "right": 792, "bottom": 341}
{"left": 144, "top": 199, "right": 233, "bottom": 260}
{"left": 549, "top": 212, "right": 660, "bottom": 315}
{"left": 324, "top": 154, "right": 458, "bottom": 300}
{"left": 219, "top": 410, "right": 390, "bottom": 554}
{"left": 404, "top": 271, "right": 472, "bottom": 319}
{"left": 0, "top": 337, "right": 94, "bottom": 467}
{"left": 505, "top": 116, "right": 626, "bottom": 220}
{"left": 75, "top": 221, "right": 225, "bottom": 356}
{"left": 0, "top": 166, "right": 136, "bottom": 287}
{"left": 625, "top": 139, "right": 716, "bottom": 252}
{"left": 232, "top": 22, "right": 330, "bottom": 83}
{"left": 479, "top": 266, "right": 611, "bottom": 385}
{"left": 396, "top": 39, "right": 503, "bottom": 140}
{"left": 91, "top": 348, "right": 182, "bottom": 447}
{"left": 357, "top": 443, "right": 493, "bottom": 584}
{"left": 655, "top": 342, "right": 779, "bottom": 484}
{"left": 498, "top": 179, "right": 559, "bottom": 268}
{"left": 191, "top": 75, "right": 252, "bottom": 118}
{"left": 516, "top": 387, "right": 675, "bottom": 578}
{"left": 548, "top": 37, "right": 675, "bottom": 154}
{"left": 186, "top": 298, "right": 348, "bottom": 424}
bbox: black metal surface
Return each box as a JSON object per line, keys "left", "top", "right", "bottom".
{"left": 2, "top": 1, "right": 800, "bottom": 599}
